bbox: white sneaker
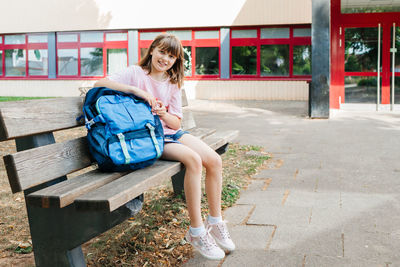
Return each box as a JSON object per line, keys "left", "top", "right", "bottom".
{"left": 185, "top": 228, "right": 225, "bottom": 260}
{"left": 205, "top": 220, "right": 235, "bottom": 252}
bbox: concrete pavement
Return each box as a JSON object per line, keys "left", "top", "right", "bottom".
{"left": 183, "top": 100, "right": 400, "bottom": 267}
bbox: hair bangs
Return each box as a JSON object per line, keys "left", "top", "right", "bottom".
{"left": 158, "top": 37, "right": 182, "bottom": 58}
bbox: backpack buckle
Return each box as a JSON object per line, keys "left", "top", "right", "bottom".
{"left": 85, "top": 118, "right": 95, "bottom": 130}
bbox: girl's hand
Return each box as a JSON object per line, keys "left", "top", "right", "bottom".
{"left": 153, "top": 100, "right": 167, "bottom": 118}
{"left": 139, "top": 90, "right": 157, "bottom": 108}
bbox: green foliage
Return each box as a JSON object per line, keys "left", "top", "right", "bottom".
{"left": 293, "top": 45, "right": 311, "bottom": 75}
{"left": 342, "top": 6, "right": 400, "bottom": 13}
{"left": 345, "top": 28, "right": 379, "bottom": 72}
{"left": 0, "top": 96, "right": 52, "bottom": 102}
{"left": 14, "top": 245, "right": 33, "bottom": 254}
{"left": 357, "top": 77, "right": 376, "bottom": 87}
{"left": 232, "top": 46, "right": 257, "bottom": 75}
{"left": 195, "top": 47, "right": 219, "bottom": 75}
{"left": 261, "top": 45, "right": 289, "bottom": 76}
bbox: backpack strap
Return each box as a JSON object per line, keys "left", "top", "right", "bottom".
{"left": 146, "top": 123, "right": 162, "bottom": 158}
{"left": 117, "top": 133, "right": 131, "bottom": 164}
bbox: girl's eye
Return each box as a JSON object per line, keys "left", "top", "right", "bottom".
{"left": 169, "top": 55, "right": 176, "bottom": 59}
{"left": 159, "top": 50, "right": 165, "bottom": 54}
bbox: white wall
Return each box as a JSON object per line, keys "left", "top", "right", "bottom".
{"left": 0, "top": 0, "right": 312, "bottom": 34}
{"left": 185, "top": 80, "right": 309, "bottom": 100}
{"left": 0, "top": 80, "right": 308, "bottom": 101}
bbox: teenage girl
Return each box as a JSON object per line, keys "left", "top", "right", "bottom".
{"left": 94, "top": 33, "right": 235, "bottom": 260}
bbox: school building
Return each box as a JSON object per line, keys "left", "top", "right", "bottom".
{"left": 0, "top": 0, "right": 399, "bottom": 116}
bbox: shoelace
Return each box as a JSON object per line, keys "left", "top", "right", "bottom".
{"left": 216, "top": 221, "right": 231, "bottom": 240}
{"left": 199, "top": 229, "right": 218, "bottom": 250}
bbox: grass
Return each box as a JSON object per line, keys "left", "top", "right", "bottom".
{"left": 0, "top": 96, "right": 53, "bottom": 102}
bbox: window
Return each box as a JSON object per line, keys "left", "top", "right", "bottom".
{"left": 293, "top": 45, "right": 311, "bottom": 75}
{"left": 231, "top": 26, "right": 311, "bottom": 79}
{"left": 0, "top": 33, "right": 48, "bottom": 78}
{"left": 261, "top": 45, "right": 289, "bottom": 76}
{"left": 5, "top": 49, "right": 26, "bottom": 76}
{"left": 139, "top": 29, "right": 220, "bottom": 78}
{"left": 232, "top": 46, "right": 257, "bottom": 75}
{"left": 56, "top": 31, "right": 128, "bottom": 77}
{"left": 58, "top": 49, "right": 78, "bottom": 76}
{"left": 107, "top": 48, "right": 128, "bottom": 75}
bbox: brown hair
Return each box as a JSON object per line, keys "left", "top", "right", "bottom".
{"left": 138, "top": 33, "right": 185, "bottom": 88}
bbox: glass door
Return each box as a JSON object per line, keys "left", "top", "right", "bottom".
{"left": 391, "top": 24, "right": 400, "bottom": 108}
{"left": 344, "top": 26, "right": 382, "bottom": 104}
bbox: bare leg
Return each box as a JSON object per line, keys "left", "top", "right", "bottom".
{"left": 162, "top": 142, "right": 203, "bottom": 227}
{"left": 178, "top": 134, "right": 223, "bottom": 218}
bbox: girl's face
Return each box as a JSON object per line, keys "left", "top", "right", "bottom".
{"left": 150, "top": 46, "right": 177, "bottom": 74}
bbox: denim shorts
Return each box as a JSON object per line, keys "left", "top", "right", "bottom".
{"left": 164, "top": 130, "right": 189, "bottom": 144}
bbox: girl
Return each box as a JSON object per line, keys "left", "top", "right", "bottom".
{"left": 94, "top": 34, "right": 235, "bottom": 260}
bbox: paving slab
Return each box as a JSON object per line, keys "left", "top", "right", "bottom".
{"left": 244, "top": 179, "right": 268, "bottom": 192}
{"left": 236, "top": 188, "right": 286, "bottom": 206}
{"left": 253, "top": 167, "right": 299, "bottom": 180}
{"left": 223, "top": 204, "right": 254, "bottom": 226}
{"left": 269, "top": 225, "right": 343, "bottom": 258}
{"left": 221, "top": 250, "right": 305, "bottom": 267}
{"left": 182, "top": 254, "right": 221, "bottom": 267}
{"left": 229, "top": 225, "right": 275, "bottom": 250}
{"left": 247, "top": 205, "right": 311, "bottom": 227}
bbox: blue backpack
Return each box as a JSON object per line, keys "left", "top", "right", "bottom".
{"left": 83, "top": 87, "right": 164, "bottom": 172}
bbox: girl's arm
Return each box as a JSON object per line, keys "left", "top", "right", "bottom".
{"left": 159, "top": 112, "right": 181, "bottom": 130}
{"left": 154, "top": 101, "right": 181, "bottom": 130}
{"left": 94, "top": 78, "right": 157, "bottom": 108}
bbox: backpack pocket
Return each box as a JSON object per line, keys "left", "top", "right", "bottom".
{"left": 107, "top": 124, "right": 163, "bottom": 165}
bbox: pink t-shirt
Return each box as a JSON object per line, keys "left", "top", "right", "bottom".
{"left": 108, "top": 65, "right": 182, "bottom": 136}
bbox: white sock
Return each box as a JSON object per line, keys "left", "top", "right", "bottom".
{"left": 189, "top": 225, "right": 205, "bottom": 236}
{"left": 208, "top": 215, "right": 222, "bottom": 224}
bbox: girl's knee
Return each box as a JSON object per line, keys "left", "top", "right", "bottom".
{"left": 204, "top": 151, "right": 222, "bottom": 171}
{"left": 184, "top": 151, "right": 203, "bottom": 173}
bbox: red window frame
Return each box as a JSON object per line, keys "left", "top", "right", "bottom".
{"left": 138, "top": 29, "right": 221, "bottom": 80}
{"left": 56, "top": 31, "right": 128, "bottom": 79}
{"left": 0, "top": 33, "right": 48, "bottom": 79}
{"left": 230, "top": 25, "right": 311, "bottom": 81}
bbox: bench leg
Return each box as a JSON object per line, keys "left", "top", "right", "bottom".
{"left": 171, "top": 168, "right": 185, "bottom": 197}
{"left": 33, "top": 245, "right": 85, "bottom": 267}
{"left": 216, "top": 143, "right": 229, "bottom": 155}
{"left": 24, "top": 202, "right": 132, "bottom": 267}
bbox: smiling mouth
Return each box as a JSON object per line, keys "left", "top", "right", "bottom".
{"left": 158, "top": 61, "right": 167, "bottom": 67}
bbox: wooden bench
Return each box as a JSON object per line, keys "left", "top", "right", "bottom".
{"left": 0, "top": 90, "right": 238, "bottom": 267}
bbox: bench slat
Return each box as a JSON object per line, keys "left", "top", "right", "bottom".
{"left": 0, "top": 97, "right": 84, "bottom": 141}
{"left": 74, "top": 129, "right": 239, "bottom": 212}
{"left": 4, "top": 137, "right": 92, "bottom": 193}
{"left": 202, "top": 130, "right": 239, "bottom": 151}
{"left": 26, "top": 170, "right": 128, "bottom": 208}
{"left": 75, "top": 160, "right": 182, "bottom": 211}
{"left": 25, "top": 128, "right": 216, "bottom": 208}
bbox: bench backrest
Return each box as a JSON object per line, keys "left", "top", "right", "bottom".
{"left": 0, "top": 89, "right": 194, "bottom": 194}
